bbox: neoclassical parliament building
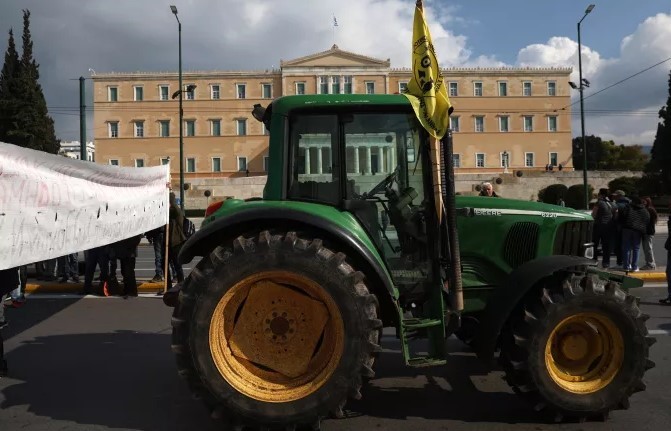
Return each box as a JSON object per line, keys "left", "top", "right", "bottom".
{"left": 92, "top": 45, "right": 573, "bottom": 179}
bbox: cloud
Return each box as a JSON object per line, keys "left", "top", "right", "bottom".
{"left": 513, "top": 14, "right": 671, "bottom": 145}
{"left": 0, "top": 1, "right": 669, "bottom": 147}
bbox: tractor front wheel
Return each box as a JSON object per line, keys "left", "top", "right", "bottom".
{"left": 171, "top": 231, "right": 381, "bottom": 429}
{"left": 500, "top": 273, "right": 655, "bottom": 422}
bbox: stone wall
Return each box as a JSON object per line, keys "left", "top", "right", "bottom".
{"left": 180, "top": 170, "right": 643, "bottom": 208}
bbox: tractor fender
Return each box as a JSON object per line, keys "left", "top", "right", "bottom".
{"left": 471, "top": 255, "right": 597, "bottom": 363}
{"left": 178, "top": 206, "right": 397, "bottom": 313}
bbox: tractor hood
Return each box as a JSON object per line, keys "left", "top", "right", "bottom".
{"left": 455, "top": 195, "right": 592, "bottom": 221}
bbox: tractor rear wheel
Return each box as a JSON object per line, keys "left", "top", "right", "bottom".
{"left": 171, "top": 231, "right": 381, "bottom": 429}
{"left": 500, "top": 272, "right": 655, "bottom": 422}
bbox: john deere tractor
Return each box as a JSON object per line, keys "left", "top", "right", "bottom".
{"left": 166, "top": 94, "right": 654, "bottom": 430}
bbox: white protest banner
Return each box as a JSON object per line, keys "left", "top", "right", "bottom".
{"left": 0, "top": 142, "right": 170, "bottom": 270}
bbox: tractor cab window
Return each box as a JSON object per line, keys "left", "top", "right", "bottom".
{"left": 287, "top": 114, "right": 340, "bottom": 204}
{"left": 344, "top": 112, "right": 428, "bottom": 268}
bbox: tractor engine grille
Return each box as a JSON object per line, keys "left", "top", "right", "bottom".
{"left": 503, "top": 222, "right": 540, "bottom": 268}
{"left": 553, "top": 220, "right": 593, "bottom": 257}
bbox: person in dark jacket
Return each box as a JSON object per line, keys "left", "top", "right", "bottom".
{"left": 591, "top": 188, "right": 615, "bottom": 268}
{"left": 619, "top": 195, "right": 650, "bottom": 272}
{"left": 661, "top": 199, "right": 671, "bottom": 305}
{"left": 166, "top": 192, "right": 186, "bottom": 286}
{"left": 110, "top": 234, "right": 143, "bottom": 297}
{"left": 479, "top": 182, "right": 499, "bottom": 197}
{"left": 1, "top": 267, "right": 20, "bottom": 377}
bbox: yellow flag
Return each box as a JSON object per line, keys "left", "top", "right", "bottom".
{"left": 403, "top": 0, "right": 452, "bottom": 140}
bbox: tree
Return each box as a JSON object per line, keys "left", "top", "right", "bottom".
{"left": 607, "top": 177, "right": 639, "bottom": 196}
{"left": 572, "top": 135, "right": 603, "bottom": 170}
{"left": 572, "top": 136, "right": 648, "bottom": 171}
{"left": 565, "top": 184, "right": 594, "bottom": 210}
{"left": 646, "top": 70, "right": 671, "bottom": 194}
{"left": 0, "top": 10, "right": 58, "bottom": 153}
{"left": 0, "top": 29, "right": 20, "bottom": 143}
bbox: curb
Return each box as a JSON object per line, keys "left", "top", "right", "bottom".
{"left": 626, "top": 272, "right": 667, "bottom": 282}
{"left": 25, "top": 282, "right": 167, "bottom": 295}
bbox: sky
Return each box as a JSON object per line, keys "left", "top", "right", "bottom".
{"left": 0, "top": 0, "right": 670, "bottom": 146}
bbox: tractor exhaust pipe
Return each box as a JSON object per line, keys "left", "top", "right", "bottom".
{"left": 441, "top": 128, "right": 463, "bottom": 312}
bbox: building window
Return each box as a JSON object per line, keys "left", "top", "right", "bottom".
{"left": 548, "top": 116, "right": 557, "bottom": 132}
{"left": 160, "top": 85, "right": 169, "bottom": 100}
{"left": 452, "top": 154, "right": 461, "bottom": 168}
{"left": 186, "top": 158, "right": 196, "bottom": 172}
{"left": 344, "top": 76, "right": 353, "bottom": 94}
{"left": 236, "top": 84, "right": 246, "bottom": 99}
{"left": 331, "top": 76, "right": 340, "bottom": 94}
{"left": 475, "top": 116, "right": 484, "bottom": 132}
{"left": 498, "top": 81, "right": 507, "bottom": 96}
{"left": 476, "top": 153, "right": 485, "bottom": 168}
{"left": 398, "top": 82, "right": 408, "bottom": 93}
{"left": 473, "top": 82, "right": 483, "bottom": 96}
{"left": 264, "top": 156, "right": 270, "bottom": 172}
{"left": 524, "top": 116, "right": 533, "bottom": 132}
{"left": 236, "top": 119, "right": 247, "bottom": 136}
{"left": 500, "top": 152, "right": 510, "bottom": 168}
{"left": 135, "top": 159, "right": 144, "bottom": 168}
{"left": 134, "top": 121, "right": 144, "bottom": 138}
{"left": 365, "top": 81, "right": 375, "bottom": 94}
{"left": 295, "top": 82, "right": 306, "bottom": 95}
{"left": 108, "top": 122, "right": 119, "bottom": 138}
{"left": 159, "top": 120, "right": 170, "bottom": 137}
{"left": 108, "top": 86, "right": 118, "bottom": 102}
{"left": 185, "top": 84, "right": 195, "bottom": 100}
{"left": 262, "top": 83, "right": 272, "bottom": 98}
{"left": 237, "top": 156, "right": 247, "bottom": 172}
{"left": 212, "top": 157, "right": 221, "bottom": 172}
{"left": 319, "top": 76, "right": 328, "bottom": 94}
{"left": 133, "top": 86, "right": 143, "bottom": 101}
{"left": 109, "top": 159, "right": 119, "bottom": 166}
{"left": 161, "top": 157, "right": 170, "bottom": 165}
{"left": 549, "top": 152, "right": 558, "bottom": 167}
{"left": 450, "top": 116, "right": 460, "bottom": 132}
{"left": 211, "top": 119, "right": 221, "bottom": 136}
{"left": 525, "top": 153, "right": 535, "bottom": 167}
{"left": 185, "top": 120, "right": 195, "bottom": 136}
{"left": 449, "top": 82, "right": 458, "bottom": 97}
{"left": 211, "top": 84, "right": 220, "bottom": 99}
{"left": 547, "top": 81, "right": 556, "bottom": 96}
{"left": 499, "top": 116, "right": 509, "bottom": 132}
{"left": 523, "top": 81, "right": 532, "bottom": 96}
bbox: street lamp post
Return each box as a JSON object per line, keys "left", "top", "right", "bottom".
{"left": 577, "top": 4, "right": 595, "bottom": 209}
{"left": 170, "top": 5, "right": 185, "bottom": 211}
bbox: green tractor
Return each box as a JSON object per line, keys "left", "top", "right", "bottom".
{"left": 166, "top": 94, "right": 655, "bottom": 430}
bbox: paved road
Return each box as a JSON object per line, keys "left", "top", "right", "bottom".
{"left": 1, "top": 283, "right": 670, "bottom": 431}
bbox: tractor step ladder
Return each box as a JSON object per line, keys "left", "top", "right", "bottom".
{"left": 400, "top": 318, "right": 447, "bottom": 367}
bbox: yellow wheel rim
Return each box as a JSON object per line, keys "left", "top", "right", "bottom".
{"left": 209, "top": 270, "right": 344, "bottom": 403}
{"left": 545, "top": 312, "right": 624, "bottom": 394}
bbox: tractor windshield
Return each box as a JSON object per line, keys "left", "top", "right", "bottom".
{"left": 288, "top": 109, "right": 430, "bottom": 271}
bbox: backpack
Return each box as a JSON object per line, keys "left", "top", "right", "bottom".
{"left": 183, "top": 217, "right": 196, "bottom": 239}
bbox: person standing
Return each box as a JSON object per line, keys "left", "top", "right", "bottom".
{"left": 57, "top": 253, "right": 79, "bottom": 283}
{"left": 110, "top": 234, "right": 143, "bottom": 298}
{"left": 591, "top": 188, "right": 614, "bottom": 268}
{"left": 640, "top": 197, "right": 658, "bottom": 270}
{"left": 1, "top": 267, "right": 21, "bottom": 377}
{"left": 82, "top": 245, "right": 109, "bottom": 296}
{"left": 619, "top": 195, "right": 650, "bottom": 272}
{"left": 145, "top": 226, "right": 165, "bottom": 283}
{"left": 612, "top": 190, "right": 630, "bottom": 267}
{"left": 660, "top": 199, "right": 671, "bottom": 305}
{"left": 479, "top": 182, "right": 499, "bottom": 197}
{"left": 167, "top": 192, "right": 186, "bottom": 285}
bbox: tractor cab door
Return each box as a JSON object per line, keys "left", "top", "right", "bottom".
{"left": 286, "top": 109, "right": 432, "bottom": 282}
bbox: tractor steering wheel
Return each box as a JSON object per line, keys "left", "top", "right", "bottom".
{"left": 362, "top": 166, "right": 399, "bottom": 199}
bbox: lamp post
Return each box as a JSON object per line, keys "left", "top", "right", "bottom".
{"left": 577, "top": 4, "right": 595, "bottom": 209}
{"left": 170, "top": 5, "right": 185, "bottom": 211}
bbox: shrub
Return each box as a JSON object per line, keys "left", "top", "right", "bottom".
{"left": 538, "top": 183, "right": 568, "bottom": 205}
{"left": 607, "top": 176, "right": 640, "bottom": 196}
{"left": 565, "top": 184, "right": 594, "bottom": 210}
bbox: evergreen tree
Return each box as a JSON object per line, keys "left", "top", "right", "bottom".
{"left": 0, "top": 29, "right": 20, "bottom": 143}
{"left": 646, "top": 70, "right": 671, "bottom": 193}
{"left": 1, "top": 10, "right": 58, "bottom": 153}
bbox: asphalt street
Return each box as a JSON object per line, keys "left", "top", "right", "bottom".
{"left": 1, "top": 283, "right": 670, "bottom": 431}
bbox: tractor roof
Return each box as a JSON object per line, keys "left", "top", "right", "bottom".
{"left": 270, "top": 94, "right": 413, "bottom": 115}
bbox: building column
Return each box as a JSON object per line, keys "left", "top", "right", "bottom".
{"left": 353, "top": 146, "right": 360, "bottom": 174}
{"left": 365, "top": 146, "right": 372, "bottom": 175}
{"left": 304, "top": 147, "right": 311, "bottom": 174}
{"left": 390, "top": 146, "right": 396, "bottom": 170}
{"left": 317, "top": 146, "right": 323, "bottom": 174}
{"left": 379, "top": 147, "right": 386, "bottom": 173}
{"left": 386, "top": 146, "right": 393, "bottom": 172}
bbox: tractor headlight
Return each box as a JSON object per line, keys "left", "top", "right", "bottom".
{"left": 582, "top": 242, "right": 595, "bottom": 260}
